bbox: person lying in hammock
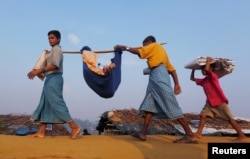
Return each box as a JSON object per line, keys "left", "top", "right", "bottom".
{"left": 80, "top": 46, "right": 122, "bottom": 98}
{"left": 81, "top": 46, "right": 117, "bottom": 76}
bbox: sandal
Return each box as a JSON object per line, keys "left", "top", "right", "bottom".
{"left": 130, "top": 132, "right": 146, "bottom": 141}
{"left": 173, "top": 136, "right": 198, "bottom": 144}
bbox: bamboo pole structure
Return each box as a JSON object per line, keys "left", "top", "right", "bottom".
{"left": 63, "top": 42, "right": 167, "bottom": 54}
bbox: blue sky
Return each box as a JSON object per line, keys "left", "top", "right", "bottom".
{"left": 0, "top": 0, "right": 249, "bottom": 121}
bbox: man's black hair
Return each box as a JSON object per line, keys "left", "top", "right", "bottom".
{"left": 143, "top": 35, "right": 156, "bottom": 44}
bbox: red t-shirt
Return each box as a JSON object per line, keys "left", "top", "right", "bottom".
{"left": 195, "top": 71, "right": 228, "bottom": 106}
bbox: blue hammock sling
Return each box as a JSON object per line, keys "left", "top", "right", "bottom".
{"left": 80, "top": 46, "right": 122, "bottom": 98}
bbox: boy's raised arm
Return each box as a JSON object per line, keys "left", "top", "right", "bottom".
{"left": 204, "top": 56, "right": 212, "bottom": 73}
{"left": 190, "top": 69, "right": 196, "bottom": 81}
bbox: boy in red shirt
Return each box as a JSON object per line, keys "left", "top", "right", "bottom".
{"left": 190, "top": 57, "right": 247, "bottom": 142}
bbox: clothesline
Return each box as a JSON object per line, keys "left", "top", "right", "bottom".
{"left": 63, "top": 42, "right": 167, "bottom": 54}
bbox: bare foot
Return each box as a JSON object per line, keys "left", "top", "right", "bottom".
{"left": 173, "top": 135, "right": 198, "bottom": 144}
{"left": 193, "top": 132, "right": 202, "bottom": 139}
{"left": 103, "top": 63, "right": 116, "bottom": 75}
{"left": 130, "top": 132, "right": 146, "bottom": 141}
{"left": 70, "top": 127, "right": 81, "bottom": 139}
{"left": 28, "top": 133, "right": 45, "bottom": 138}
{"left": 232, "top": 136, "right": 248, "bottom": 142}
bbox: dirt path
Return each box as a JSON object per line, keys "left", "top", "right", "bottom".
{"left": 0, "top": 135, "right": 249, "bottom": 159}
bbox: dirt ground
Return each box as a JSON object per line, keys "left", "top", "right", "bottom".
{"left": 0, "top": 134, "right": 249, "bottom": 159}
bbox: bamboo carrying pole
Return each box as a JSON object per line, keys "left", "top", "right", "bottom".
{"left": 63, "top": 42, "right": 167, "bottom": 54}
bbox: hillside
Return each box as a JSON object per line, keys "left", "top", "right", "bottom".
{"left": 1, "top": 109, "right": 250, "bottom": 136}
